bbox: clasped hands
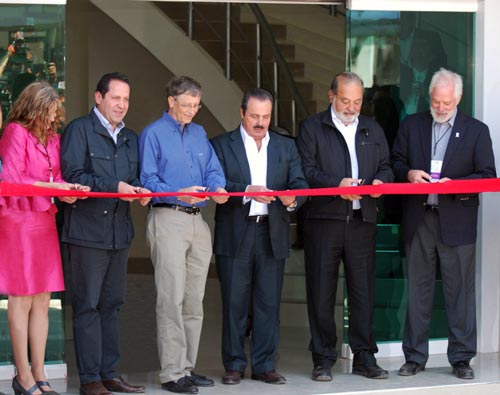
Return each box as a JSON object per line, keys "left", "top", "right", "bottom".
{"left": 56, "top": 182, "right": 91, "bottom": 204}
{"left": 245, "top": 185, "right": 296, "bottom": 207}
{"left": 116, "top": 181, "right": 152, "bottom": 206}
{"left": 338, "top": 178, "right": 384, "bottom": 201}
{"left": 177, "top": 186, "right": 229, "bottom": 205}
{"left": 407, "top": 170, "right": 451, "bottom": 184}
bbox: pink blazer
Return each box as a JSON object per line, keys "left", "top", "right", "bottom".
{"left": 0, "top": 122, "right": 64, "bottom": 212}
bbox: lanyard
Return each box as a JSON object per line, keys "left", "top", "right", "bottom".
{"left": 41, "top": 142, "right": 53, "bottom": 183}
{"left": 433, "top": 123, "right": 451, "bottom": 156}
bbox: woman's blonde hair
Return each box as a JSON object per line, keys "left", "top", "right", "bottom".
{"left": 6, "top": 81, "right": 64, "bottom": 144}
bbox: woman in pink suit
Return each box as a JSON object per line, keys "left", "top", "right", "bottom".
{"left": 0, "top": 82, "right": 89, "bottom": 395}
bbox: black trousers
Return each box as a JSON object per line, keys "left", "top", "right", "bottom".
{"left": 304, "top": 215, "right": 378, "bottom": 368}
{"left": 69, "top": 244, "right": 129, "bottom": 384}
{"left": 403, "top": 209, "right": 477, "bottom": 365}
{"left": 216, "top": 221, "right": 285, "bottom": 374}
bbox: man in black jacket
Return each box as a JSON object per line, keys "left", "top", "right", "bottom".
{"left": 296, "top": 72, "right": 393, "bottom": 381}
{"left": 61, "top": 72, "right": 150, "bottom": 395}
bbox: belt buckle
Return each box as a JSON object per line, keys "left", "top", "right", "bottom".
{"left": 256, "top": 215, "right": 265, "bottom": 223}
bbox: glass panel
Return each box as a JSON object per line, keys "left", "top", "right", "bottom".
{"left": 0, "top": 3, "right": 65, "bottom": 365}
{"left": 0, "top": 4, "right": 65, "bottom": 123}
{"left": 345, "top": 10, "right": 474, "bottom": 342}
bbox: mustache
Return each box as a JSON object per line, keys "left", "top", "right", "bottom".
{"left": 253, "top": 125, "right": 265, "bottom": 130}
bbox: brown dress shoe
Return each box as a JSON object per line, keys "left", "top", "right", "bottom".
{"left": 102, "top": 377, "right": 145, "bottom": 393}
{"left": 80, "top": 381, "right": 112, "bottom": 395}
{"left": 222, "top": 370, "right": 243, "bottom": 385}
{"left": 251, "top": 370, "right": 286, "bottom": 385}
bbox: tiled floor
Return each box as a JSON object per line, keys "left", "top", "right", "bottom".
{"left": 1, "top": 274, "right": 500, "bottom": 395}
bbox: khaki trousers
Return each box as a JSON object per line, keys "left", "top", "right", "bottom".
{"left": 147, "top": 207, "right": 212, "bottom": 383}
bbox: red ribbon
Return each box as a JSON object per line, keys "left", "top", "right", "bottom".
{"left": 1, "top": 179, "right": 500, "bottom": 198}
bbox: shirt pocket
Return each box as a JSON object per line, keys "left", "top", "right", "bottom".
{"left": 89, "top": 150, "right": 112, "bottom": 175}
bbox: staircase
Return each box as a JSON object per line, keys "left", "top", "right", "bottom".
{"left": 154, "top": 2, "right": 343, "bottom": 135}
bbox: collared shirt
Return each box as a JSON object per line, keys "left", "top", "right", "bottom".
{"left": 93, "top": 107, "right": 124, "bottom": 144}
{"left": 427, "top": 108, "right": 457, "bottom": 206}
{"left": 139, "top": 111, "right": 226, "bottom": 207}
{"left": 331, "top": 107, "right": 361, "bottom": 209}
{"left": 240, "top": 125, "right": 270, "bottom": 216}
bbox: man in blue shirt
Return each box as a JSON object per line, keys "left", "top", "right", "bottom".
{"left": 139, "top": 75, "right": 227, "bottom": 395}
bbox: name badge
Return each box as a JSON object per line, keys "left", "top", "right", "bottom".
{"left": 430, "top": 160, "right": 443, "bottom": 182}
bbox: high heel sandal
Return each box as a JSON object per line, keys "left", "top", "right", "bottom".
{"left": 35, "top": 381, "right": 59, "bottom": 395}
{"left": 12, "top": 376, "right": 39, "bottom": 395}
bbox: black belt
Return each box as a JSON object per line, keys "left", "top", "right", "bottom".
{"left": 152, "top": 203, "right": 201, "bottom": 215}
{"left": 247, "top": 215, "right": 269, "bottom": 223}
{"left": 425, "top": 204, "right": 439, "bottom": 212}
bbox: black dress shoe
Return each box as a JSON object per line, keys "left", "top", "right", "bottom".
{"left": 222, "top": 370, "right": 243, "bottom": 385}
{"left": 453, "top": 361, "right": 474, "bottom": 379}
{"left": 398, "top": 361, "right": 426, "bottom": 376}
{"left": 102, "top": 377, "right": 145, "bottom": 393}
{"left": 161, "top": 378, "right": 198, "bottom": 394}
{"left": 352, "top": 363, "right": 389, "bottom": 379}
{"left": 251, "top": 370, "right": 286, "bottom": 384}
{"left": 185, "top": 372, "right": 214, "bottom": 387}
{"left": 311, "top": 366, "right": 332, "bottom": 382}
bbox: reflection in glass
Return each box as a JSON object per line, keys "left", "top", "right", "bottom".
{"left": 0, "top": 3, "right": 65, "bottom": 366}
{"left": 346, "top": 10, "right": 474, "bottom": 343}
{"left": 0, "top": 4, "right": 65, "bottom": 124}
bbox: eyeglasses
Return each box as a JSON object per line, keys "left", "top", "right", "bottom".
{"left": 174, "top": 97, "right": 202, "bottom": 110}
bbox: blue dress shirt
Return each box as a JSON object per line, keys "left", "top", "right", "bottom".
{"left": 139, "top": 111, "right": 226, "bottom": 207}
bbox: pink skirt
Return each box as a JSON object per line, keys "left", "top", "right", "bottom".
{"left": 0, "top": 206, "right": 65, "bottom": 296}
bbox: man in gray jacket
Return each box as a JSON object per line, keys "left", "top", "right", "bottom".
{"left": 61, "top": 72, "right": 150, "bottom": 395}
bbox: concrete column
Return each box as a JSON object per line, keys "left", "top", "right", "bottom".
{"left": 475, "top": 0, "right": 500, "bottom": 354}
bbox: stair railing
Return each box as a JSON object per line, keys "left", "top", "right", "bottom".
{"left": 248, "top": 3, "right": 309, "bottom": 134}
{"left": 182, "top": 2, "right": 309, "bottom": 135}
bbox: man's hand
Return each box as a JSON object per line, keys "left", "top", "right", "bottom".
{"left": 407, "top": 169, "right": 430, "bottom": 183}
{"left": 212, "top": 187, "right": 229, "bottom": 204}
{"left": 370, "top": 179, "right": 383, "bottom": 198}
{"left": 439, "top": 177, "right": 451, "bottom": 183}
{"left": 338, "top": 178, "right": 362, "bottom": 201}
{"left": 278, "top": 192, "right": 296, "bottom": 207}
{"left": 246, "top": 185, "right": 275, "bottom": 204}
{"left": 118, "top": 181, "right": 139, "bottom": 202}
{"left": 57, "top": 183, "right": 90, "bottom": 204}
{"left": 178, "top": 186, "right": 209, "bottom": 205}
{"left": 136, "top": 187, "right": 152, "bottom": 206}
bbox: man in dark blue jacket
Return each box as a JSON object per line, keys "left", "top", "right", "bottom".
{"left": 210, "top": 88, "right": 308, "bottom": 386}
{"left": 61, "top": 72, "right": 150, "bottom": 395}
{"left": 297, "top": 72, "right": 393, "bottom": 381}
{"left": 392, "top": 68, "right": 496, "bottom": 380}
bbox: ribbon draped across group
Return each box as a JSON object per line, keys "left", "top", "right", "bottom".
{"left": 2, "top": 179, "right": 500, "bottom": 199}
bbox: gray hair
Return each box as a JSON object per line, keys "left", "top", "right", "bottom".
{"left": 166, "top": 75, "right": 202, "bottom": 98}
{"left": 429, "top": 68, "right": 463, "bottom": 100}
{"left": 330, "top": 71, "right": 364, "bottom": 95}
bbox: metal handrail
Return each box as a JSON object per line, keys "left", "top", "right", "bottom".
{"left": 249, "top": 3, "right": 309, "bottom": 120}
{"left": 157, "top": 1, "right": 312, "bottom": 133}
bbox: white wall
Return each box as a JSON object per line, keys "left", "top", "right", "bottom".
{"left": 475, "top": 0, "right": 500, "bottom": 353}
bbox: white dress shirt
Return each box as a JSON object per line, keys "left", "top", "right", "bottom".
{"left": 240, "top": 125, "right": 270, "bottom": 216}
{"left": 330, "top": 107, "right": 361, "bottom": 210}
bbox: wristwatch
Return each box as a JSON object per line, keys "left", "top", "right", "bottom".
{"left": 286, "top": 200, "right": 298, "bottom": 212}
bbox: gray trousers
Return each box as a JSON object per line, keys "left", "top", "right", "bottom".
{"left": 403, "top": 209, "right": 477, "bottom": 365}
{"left": 147, "top": 207, "right": 212, "bottom": 383}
